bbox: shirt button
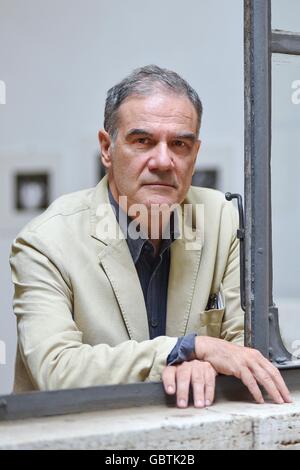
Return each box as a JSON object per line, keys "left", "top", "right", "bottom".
{"left": 151, "top": 320, "right": 158, "bottom": 328}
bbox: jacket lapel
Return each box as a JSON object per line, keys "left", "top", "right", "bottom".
{"left": 90, "top": 176, "right": 149, "bottom": 342}
{"left": 166, "top": 199, "right": 203, "bottom": 337}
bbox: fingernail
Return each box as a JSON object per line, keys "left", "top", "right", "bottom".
{"left": 178, "top": 399, "right": 186, "bottom": 408}
{"left": 205, "top": 400, "right": 211, "bottom": 407}
{"left": 195, "top": 400, "right": 204, "bottom": 408}
{"left": 167, "top": 386, "right": 174, "bottom": 394}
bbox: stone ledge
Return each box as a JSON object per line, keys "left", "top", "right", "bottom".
{"left": 0, "top": 391, "right": 300, "bottom": 450}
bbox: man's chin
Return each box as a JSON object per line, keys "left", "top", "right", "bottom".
{"left": 139, "top": 185, "right": 179, "bottom": 207}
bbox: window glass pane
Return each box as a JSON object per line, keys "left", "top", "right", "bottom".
{"left": 272, "top": 54, "right": 300, "bottom": 357}
{"left": 272, "top": 0, "right": 300, "bottom": 33}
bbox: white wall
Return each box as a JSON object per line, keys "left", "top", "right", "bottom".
{"left": 0, "top": 0, "right": 249, "bottom": 394}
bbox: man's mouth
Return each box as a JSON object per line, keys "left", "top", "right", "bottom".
{"left": 143, "top": 183, "right": 175, "bottom": 188}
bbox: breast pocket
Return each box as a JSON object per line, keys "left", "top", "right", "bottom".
{"left": 199, "top": 308, "right": 225, "bottom": 338}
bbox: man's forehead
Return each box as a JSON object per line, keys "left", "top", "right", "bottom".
{"left": 117, "top": 93, "right": 198, "bottom": 130}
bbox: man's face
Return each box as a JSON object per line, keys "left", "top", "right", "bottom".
{"left": 99, "top": 92, "right": 201, "bottom": 209}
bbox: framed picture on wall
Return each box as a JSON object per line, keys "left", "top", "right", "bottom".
{"left": 192, "top": 168, "right": 219, "bottom": 189}
{"left": 14, "top": 172, "right": 50, "bottom": 211}
{"left": 0, "top": 153, "right": 61, "bottom": 236}
{"left": 192, "top": 145, "right": 238, "bottom": 193}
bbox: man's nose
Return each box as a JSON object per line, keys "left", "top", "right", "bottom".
{"left": 148, "top": 143, "right": 174, "bottom": 171}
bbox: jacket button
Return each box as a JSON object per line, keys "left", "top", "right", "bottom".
{"left": 151, "top": 320, "right": 158, "bottom": 328}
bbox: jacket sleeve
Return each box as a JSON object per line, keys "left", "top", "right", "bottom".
{"left": 219, "top": 202, "right": 245, "bottom": 345}
{"left": 10, "top": 232, "right": 177, "bottom": 391}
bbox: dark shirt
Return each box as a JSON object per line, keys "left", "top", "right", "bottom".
{"left": 108, "top": 188, "right": 195, "bottom": 364}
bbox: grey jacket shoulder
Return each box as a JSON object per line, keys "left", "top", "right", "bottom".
{"left": 19, "top": 187, "right": 95, "bottom": 235}
{"left": 187, "top": 185, "right": 239, "bottom": 231}
{"left": 187, "top": 185, "right": 228, "bottom": 206}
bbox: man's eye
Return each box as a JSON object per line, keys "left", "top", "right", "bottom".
{"left": 136, "top": 138, "right": 150, "bottom": 145}
{"left": 173, "top": 140, "right": 186, "bottom": 148}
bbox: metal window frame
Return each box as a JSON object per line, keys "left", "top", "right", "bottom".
{"left": 0, "top": 0, "right": 300, "bottom": 423}
{"left": 244, "top": 0, "right": 300, "bottom": 367}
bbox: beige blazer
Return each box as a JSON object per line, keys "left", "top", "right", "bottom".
{"left": 10, "top": 176, "right": 244, "bottom": 393}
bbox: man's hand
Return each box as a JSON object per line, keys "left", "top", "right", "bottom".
{"left": 162, "top": 359, "right": 217, "bottom": 408}
{"left": 195, "top": 336, "right": 292, "bottom": 404}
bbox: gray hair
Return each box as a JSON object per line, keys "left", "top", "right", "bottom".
{"left": 104, "top": 65, "right": 203, "bottom": 140}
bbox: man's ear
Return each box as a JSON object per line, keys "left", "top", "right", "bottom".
{"left": 98, "top": 129, "right": 113, "bottom": 170}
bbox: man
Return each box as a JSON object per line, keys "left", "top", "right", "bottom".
{"left": 10, "top": 65, "right": 291, "bottom": 408}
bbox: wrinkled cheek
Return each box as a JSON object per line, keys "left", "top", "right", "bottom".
{"left": 115, "top": 168, "right": 139, "bottom": 197}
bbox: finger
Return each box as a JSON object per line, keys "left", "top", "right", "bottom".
{"left": 257, "top": 360, "right": 293, "bottom": 403}
{"left": 162, "top": 366, "right": 176, "bottom": 395}
{"left": 191, "top": 364, "right": 205, "bottom": 408}
{"left": 176, "top": 363, "right": 192, "bottom": 408}
{"left": 240, "top": 367, "right": 265, "bottom": 404}
{"left": 251, "top": 364, "right": 285, "bottom": 404}
{"left": 204, "top": 366, "right": 216, "bottom": 406}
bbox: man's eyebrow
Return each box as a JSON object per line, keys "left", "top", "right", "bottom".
{"left": 125, "top": 128, "right": 153, "bottom": 138}
{"left": 125, "top": 129, "right": 197, "bottom": 141}
{"left": 174, "top": 132, "right": 197, "bottom": 142}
